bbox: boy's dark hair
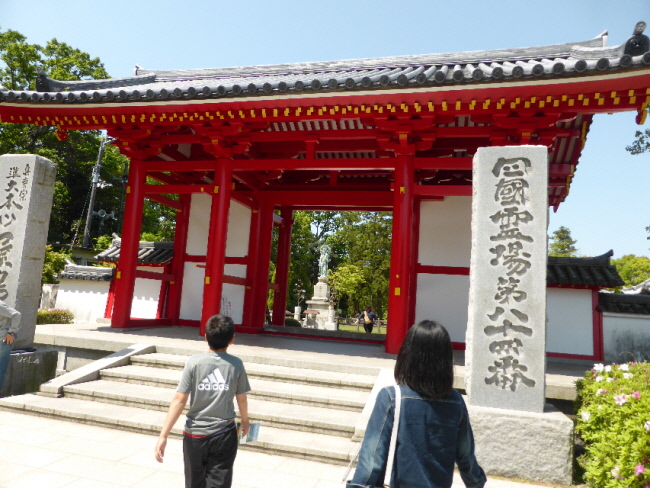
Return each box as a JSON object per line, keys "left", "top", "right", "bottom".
{"left": 205, "top": 314, "right": 235, "bottom": 350}
{"left": 394, "top": 320, "right": 454, "bottom": 399}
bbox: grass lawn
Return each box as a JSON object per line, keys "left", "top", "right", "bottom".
{"left": 337, "top": 323, "right": 386, "bottom": 335}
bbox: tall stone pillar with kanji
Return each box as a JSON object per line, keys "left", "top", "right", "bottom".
{"left": 466, "top": 146, "right": 548, "bottom": 413}
{"left": 0, "top": 155, "right": 57, "bottom": 349}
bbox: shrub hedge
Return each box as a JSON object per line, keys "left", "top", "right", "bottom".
{"left": 36, "top": 308, "right": 74, "bottom": 324}
{"left": 576, "top": 361, "right": 650, "bottom": 487}
{"left": 284, "top": 318, "right": 301, "bottom": 327}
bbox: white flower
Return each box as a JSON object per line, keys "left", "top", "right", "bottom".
{"left": 596, "top": 388, "right": 607, "bottom": 395}
{"left": 581, "top": 411, "right": 591, "bottom": 422}
{"left": 644, "top": 421, "right": 650, "bottom": 431}
{"left": 605, "top": 365, "right": 612, "bottom": 373}
{"left": 611, "top": 466, "right": 623, "bottom": 480}
{"left": 614, "top": 394, "right": 628, "bottom": 406}
{"left": 620, "top": 364, "right": 629, "bottom": 372}
{"left": 596, "top": 376, "right": 604, "bottom": 382}
{"left": 624, "top": 373, "right": 634, "bottom": 380}
{"left": 594, "top": 363, "right": 605, "bottom": 372}
{"left": 607, "top": 377, "right": 615, "bottom": 383}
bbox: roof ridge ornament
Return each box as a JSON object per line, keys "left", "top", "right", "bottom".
{"left": 624, "top": 21, "right": 649, "bottom": 56}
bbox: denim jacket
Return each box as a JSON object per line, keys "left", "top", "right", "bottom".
{"left": 348, "top": 385, "right": 486, "bottom": 488}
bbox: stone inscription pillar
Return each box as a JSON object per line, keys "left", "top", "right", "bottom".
{"left": 466, "top": 146, "right": 548, "bottom": 413}
{"left": 0, "top": 155, "right": 57, "bottom": 349}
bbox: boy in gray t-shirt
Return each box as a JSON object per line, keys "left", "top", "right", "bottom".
{"left": 155, "top": 315, "right": 250, "bottom": 488}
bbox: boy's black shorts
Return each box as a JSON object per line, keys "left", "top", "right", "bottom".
{"left": 183, "top": 426, "right": 238, "bottom": 488}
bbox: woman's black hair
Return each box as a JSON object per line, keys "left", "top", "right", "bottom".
{"left": 394, "top": 320, "right": 454, "bottom": 399}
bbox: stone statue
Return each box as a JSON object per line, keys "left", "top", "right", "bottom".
{"left": 318, "top": 244, "right": 331, "bottom": 277}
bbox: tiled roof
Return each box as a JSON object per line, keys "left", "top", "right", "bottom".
{"left": 95, "top": 239, "right": 174, "bottom": 264}
{"left": 58, "top": 263, "right": 114, "bottom": 281}
{"left": 598, "top": 293, "right": 650, "bottom": 315}
{"left": 547, "top": 250, "right": 625, "bottom": 288}
{"left": 2, "top": 22, "right": 648, "bottom": 104}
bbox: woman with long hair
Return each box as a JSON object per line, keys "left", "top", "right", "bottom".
{"left": 348, "top": 320, "right": 486, "bottom": 488}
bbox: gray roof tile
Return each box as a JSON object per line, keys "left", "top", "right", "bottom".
{"left": 2, "top": 25, "right": 648, "bottom": 105}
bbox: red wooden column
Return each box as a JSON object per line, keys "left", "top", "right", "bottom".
{"left": 111, "top": 160, "right": 146, "bottom": 329}
{"left": 408, "top": 198, "right": 422, "bottom": 329}
{"left": 386, "top": 154, "right": 415, "bottom": 354}
{"left": 241, "top": 206, "right": 260, "bottom": 327}
{"left": 249, "top": 200, "right": 275, "bottom": 329}
{"left": 200, "top": 161, "right": 233, "bottom": 335}
{"left": 272, "top": 207, "right": 294, "bottom": 325}
{"left": 166, "top": 194, "right": 191, "bottom": 324}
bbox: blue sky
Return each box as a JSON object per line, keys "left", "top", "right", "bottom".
{"left": 3, "top": 0, "right": 649, "bottom": 257}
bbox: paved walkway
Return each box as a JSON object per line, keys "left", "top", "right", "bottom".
{"left": 0, "top": 410, "right": 558, "bottom": 488}
{"left": 0, "top": 322, "right": 584, "bottom": 486}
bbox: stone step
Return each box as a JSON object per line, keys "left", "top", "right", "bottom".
{"left": 132, "top": 351, "right": 381, "bottom": 377}
{"left": 98, "top": 364, "right": 368, "bottom": 411}
{"left": 61, "top": 380, "right": 359, "bottom": 437}
{"left": 110, "top": 360, "right": 376, "bottom": 392}
{"left": 0, "top": 394, "right": 358, "bottom": 465}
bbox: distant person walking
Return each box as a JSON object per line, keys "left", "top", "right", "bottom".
{"left": 0, "top": 299, "right": 21, "bottom": 391}
{"left": 155, "top": 314, "right": 250, "bottom": 488}
{"left": 358, "top": 306, "right": 377, "bottom": 334}
{"left": 348, "top": 320, "right": 486, "bottom": 488}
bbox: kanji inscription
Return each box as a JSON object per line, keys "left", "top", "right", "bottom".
{"left": 466, "top": 146, "right": 548, "bottom": 413}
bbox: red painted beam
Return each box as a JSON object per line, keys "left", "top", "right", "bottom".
{"left": 146, "top": 193, "right": 183, "bottom": 210}
{"left": 135, "top": 269, "right": 175, "bottom": 281}
{"left": 223, "top": 275, "right": 247, "bottom": 287}
{"left": 144, "top": 184, "right": 216, "bottom": 195}
{"left": 257, "top": 190, "right": 394, "bottom": 207}
{"left": 414, "top": 185, "right": 472, "bottom": 197}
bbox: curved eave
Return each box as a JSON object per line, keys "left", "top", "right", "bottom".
{"left": 2, "top": 51, "right": 649, "bottom": 106}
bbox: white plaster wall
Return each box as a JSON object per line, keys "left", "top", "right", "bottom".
{"left": 418, "top": 197, "right": 472, "bottom": 267}
{"left": 55, "top": 280, "right": 110, "bottom": 323}
{"left": 182, "top": 196, "right": 251, "bottom": 323}
{"left": 180, "top": 263, "right": 205, "bottom": 321}
{"left": 603, "top": 313, "right": 650, "bottom": 363}
{"left": 415, "top": 273, "right": 469, "bottom": 344}
{"left": 186, "top": 194, "right": 211, "bottom": 256}
{"left": 546, "top": 288, "right": 594, "bottom": 356}
{"left": 225, "top": 202, "right": 251, "bottom": 257}
{"left": 131, "top": 266, "right": 164, "bottom": 319}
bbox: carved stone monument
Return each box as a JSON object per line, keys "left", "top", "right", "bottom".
{"left": 466, "top": 146, "right": 548, "bottom": 412}
{"left": 304, "top": 244, "right": 337, "bottom": 330}
{"left": 0, "top": 155, "right": 58, "bottom": 396}
{"left": 465, "top": 146, "right": 573, "bottom": 485}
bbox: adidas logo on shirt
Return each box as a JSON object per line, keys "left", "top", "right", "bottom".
{"left": 198, "top": 368, "right": 230, "bottom": 391}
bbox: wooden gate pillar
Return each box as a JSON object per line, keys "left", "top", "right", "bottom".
{"left": 166, "top": 194, "right": 191, "bottom": 323}
{"left": 200, "top": 161, "right": 232, "bottom": 335}
{"left": 250, "top": 200, "right": 275, "bottom": 328}
{"left": 272, "top": 207, "right": 294, "bottom": 325}
{"left": 112, "top": 160, "right": 146, "bottom": 328}
{"left": 386, "top": 154, "right": 415, "bottom": 354}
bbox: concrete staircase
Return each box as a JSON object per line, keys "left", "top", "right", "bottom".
{"left": 0, "top": 349, "right": 379, "bottom": 465}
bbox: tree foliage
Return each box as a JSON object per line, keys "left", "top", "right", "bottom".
{"left": 0, "top": 28, "right": 174, "bottom": 248}
{"left": 611, "top": 254, "right": 650, "bottom": 288}
{"left": 284, "top": 211, "right": 392, "bottom": 318}
{"left": 42, "top": 245, "right": 71, "bottom": 284}
{"left": 549, "top": 226, "right": 578, "bottom": 257}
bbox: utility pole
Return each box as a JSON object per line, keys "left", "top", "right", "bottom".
{"left": 82, "top": 138, "right": 109, "bottom": 249}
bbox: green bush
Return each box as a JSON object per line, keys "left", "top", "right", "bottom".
{"left": 576, "top": 361, "right": 650, "bottom": 487}
{"left": 37, "top": 308, "right": 74, "bottom": 324}
{"left": 284, "top": 318, "right": 301, "bottom": 327}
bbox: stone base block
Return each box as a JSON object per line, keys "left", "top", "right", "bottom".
{"left": 0, "top": 349, "right": 58, "bottom": 398}
{"left": 468, "top": 402, "right": 573, "bottom": 485}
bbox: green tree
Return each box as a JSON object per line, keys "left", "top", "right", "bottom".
{"left": 0, "top": 28, "right": 174, "bottom": 247}
{"left": 611, "top": 254, "right": 650, "bottom": 288}
{"left": 42, "top": 245, "right": 71, "bottom": 284}
{"left": 549, "top": 226, "right": 578, "bottom": 257}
